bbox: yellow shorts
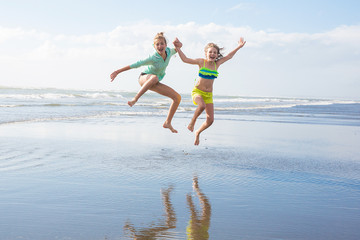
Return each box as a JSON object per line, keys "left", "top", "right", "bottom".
{"left": 191, "top": 87, "right": 213, "bottom": 105}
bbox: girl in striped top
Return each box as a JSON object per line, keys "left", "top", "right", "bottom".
{"left": 173, "top": 37, "right": 246, "bottom": 145}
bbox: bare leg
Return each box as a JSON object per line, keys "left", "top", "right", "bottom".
{"left": 128, "top": 74, "right": 159, "bottom": 107}
{"left": 188, "top": 95, "right": 205, "bottom": 132}
{"left": 192, "top": 176, "right": 211, "bottom": 228}
{"left": 194, "top": 103, "right": 214, "bottom": 145}
{"left": 150, "top": 82, "right": 181, "bottom": 133}
{"left": 161, "top": 186, "right": 176, "bottom": 228}
{"left": 186, "top": 176, "right": 211, "bottom": 239}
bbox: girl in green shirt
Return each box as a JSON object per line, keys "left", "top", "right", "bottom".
{"left": 110, "top": 32, "right": 181, "bottom": 133}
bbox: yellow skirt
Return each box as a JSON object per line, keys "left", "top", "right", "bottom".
{"left": 191, "top": 87, "right": 213, "bottom": 105}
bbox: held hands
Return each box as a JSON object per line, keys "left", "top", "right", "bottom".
{"left": 173, "top": 37, "right": 182, "bottom": 50}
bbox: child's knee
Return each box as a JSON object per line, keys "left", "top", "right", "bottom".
{"left": 207, "top": 117, "right": 214, "bottom": 125}
{"left": 174, "top": 93, "right": 181, "bottom": 104}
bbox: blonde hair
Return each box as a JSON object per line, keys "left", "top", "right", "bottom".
{"left": 204, "top": 43, "right": 224, "bottom": 61}
{"left": 154, "top": 32, "right": 167, "bottom": 45}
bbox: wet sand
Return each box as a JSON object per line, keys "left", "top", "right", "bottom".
{"left": 1, "top": 116, "right": 360, "bottom": 240}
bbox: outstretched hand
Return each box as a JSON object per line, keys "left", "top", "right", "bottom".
{"left": 173, "top": 37, "right": 182, "bottom": 49}
{"left": 110, "top": 71, "right": 119, "bottom": 82}
{"left": 238, "top": 37, "right": 246, "bottom": 48}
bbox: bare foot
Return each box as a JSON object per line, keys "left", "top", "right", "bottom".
{"left": 194, "top": 130, "right": 200, "bottom": 145}
{"left": 187, "top": 123, "right": 194, "bottom": 132}
{"left": 161, "top": 185, "right": 174, "bottom": 196}
{"left": 163, "top": 122, "right": 178, "bottom": 133}
{"left": 192, "top": 176, "right": 199, "bottom": 189}
{"left": 128, "top": 99, "right": 137, "bottom": 107}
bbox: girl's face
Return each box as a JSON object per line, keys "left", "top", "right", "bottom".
{"left": 205, "top": 47, "right": 219, "bottom": 62}
{"left": 154, "top": 39, "right": 167, "bottom": 55}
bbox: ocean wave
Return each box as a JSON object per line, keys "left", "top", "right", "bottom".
{"left": 0, "top": 111, "right": 168, "bottom": 126}
{"left": 1, "top": 87, "right": 359, "bottom": 127}
{"left": 214, "top": 97, "right": 359, "bottom": 106}
{"left": 0, "top": 101, "right": 130, "bottom": 108}
{"left": 214, "top": 97, "right": 308, "bottom": 103}
{"left": 0, "top": 92, "right": 127, "bottom": 100}
{"left": 0, "top": 104, "right": 18, "bottom": 108}
{"left": 214, "top": 104, "right": 298, "bottom": 111}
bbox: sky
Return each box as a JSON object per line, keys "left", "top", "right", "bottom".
{"left": 0, "top": 0, "right": 359, "bottom": 99}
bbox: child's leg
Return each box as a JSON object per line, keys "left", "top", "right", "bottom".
{"left": 150, "top": 82, "right": 181, "bottom": 133}
{"left": 128, "top": 74, "right": 159, "bottom": 106}
{"left": 188, "top": 95, "right": 205, "bottom": 132}
{"left": 161, "top": 186, "right": 176, "bottom": 228}
{"left": 194, "top": 103, "right": 214, "bottom": 145}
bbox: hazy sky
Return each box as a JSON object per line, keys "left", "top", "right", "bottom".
{"left": 1, "top": 0, "right": 359, "bottom": 99}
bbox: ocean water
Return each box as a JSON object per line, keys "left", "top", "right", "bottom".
{"left": 1, "top": 87, "right": 359, "bottom": 126}
{"left": 1, "top": 87, "right": 360, "bottom": 240}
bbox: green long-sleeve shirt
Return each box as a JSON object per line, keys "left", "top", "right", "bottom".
{"left": 130, "top": 47, "right": 177, "bottom": 81}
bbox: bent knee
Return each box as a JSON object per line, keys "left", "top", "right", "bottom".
{"left": 207, "top": 117, "right": 214, "bottom": 125}
{"left": 173, "top": 93, "right": 181, "bottom": 104}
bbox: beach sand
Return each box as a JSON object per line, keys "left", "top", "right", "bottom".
{"left": 1, "top": 116, "right": 360, "bottom": 240}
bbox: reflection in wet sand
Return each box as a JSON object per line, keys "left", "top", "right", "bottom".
{"left": 123, "top": 177, "right": 211, "bottom": 239}
{"left": 186, "top": 176, "right": 211, "bottom": 240}
{"left": 123, "top": 186, "right": 176, "bottom": 239}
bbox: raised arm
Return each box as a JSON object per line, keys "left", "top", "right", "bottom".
{"left": 216, "top": 37, "right": 246, "bottom": 66}
{"left": 173, "top": 38, "right": 202, "bottom": 66}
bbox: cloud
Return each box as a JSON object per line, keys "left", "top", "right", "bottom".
{"left": 227, "top": 3, "right": 253, "bottom": 12}
{"left": 0, "top": 22, "right": 359, "bottom": 98}
{"left": 314, "top": 25, "right": 360, "bottom": 48}
{"left": 2, "top": 22, "right": 359, "bottom": 60}
{"left": 0, "top": 26, "right": 48, "bottom": 43}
